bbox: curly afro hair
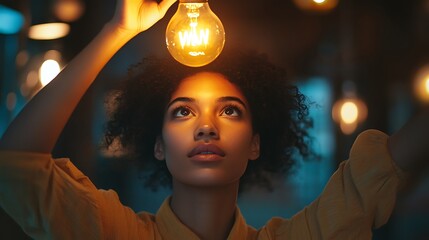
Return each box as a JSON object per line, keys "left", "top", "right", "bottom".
{"left": 104, "top": 48, "right": 313, "bottom": 192}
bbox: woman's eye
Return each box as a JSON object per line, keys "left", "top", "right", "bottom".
{"left": 221, "top": 106, "right": 241, "bottom": 117}
{"left": 172, "top": 106, "right": 193, "bottom": 118}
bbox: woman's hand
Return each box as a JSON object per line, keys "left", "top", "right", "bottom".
{"left": 0, "top": 1, "right": 177, "bottom": 153}
{"left": 110, "top": 0, "right": 177, "bottom": 34}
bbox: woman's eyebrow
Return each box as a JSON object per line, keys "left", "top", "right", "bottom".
{"left": 166, "top": 97, "right": 195, "bottom": 109}
{"left": 217, "top": 96, "right": 247, "bottom": 109}
{"left": 166, "top": 96, "right": 247, "bottom": 109}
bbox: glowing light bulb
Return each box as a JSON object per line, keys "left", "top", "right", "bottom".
{"left": 313, "top": 0, "right": 326, "bottom": 4}
{"left": 166, "top": 0, "right": 225, "bottom": 67}
{"left": 293, "top": 0, "right": 339, "bottom": 12}
{"left": 340, "top": 101, "right": 359, "bottom": 124}
{"left": 39, "top": 59, "right": 61, "bottom": 86}
{"left": 332, "top": 97, "right": 368, "bottom": 135}
{"left": 414, "top": 66, "right": 429, "bottom": 103}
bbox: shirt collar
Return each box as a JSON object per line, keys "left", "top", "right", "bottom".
{"left": 155, "top": 196, "right": 251, "bottom": 239}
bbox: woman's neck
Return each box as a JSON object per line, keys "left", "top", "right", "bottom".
{"left": 171, "top": 180, "right": 239, "bottom": 240}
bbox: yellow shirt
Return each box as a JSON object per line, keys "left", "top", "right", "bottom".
{"left": 0, "top": 130, "right": 405, "bottom": 239}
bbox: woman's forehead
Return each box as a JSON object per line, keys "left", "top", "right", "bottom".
{"left": 170, "top": 72, "right": 247, "bottom": 101}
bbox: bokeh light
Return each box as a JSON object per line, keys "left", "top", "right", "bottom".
{"left": 425, "top": 77, "right": 429, "bottom": 95}
{"left": 0, "top": 5, "right": 24, "bottom": 34}
{"left": 6, "top": 92, "right": 17, "bottom": 111}
{"left": 39, "top": 59, "right": 61, "bottom": 86}
{"left": 28, "top": 22, "right": 70, "bottom": 40}
{"left": 332, "top": 98, "right": 368, "bottom": 135}
{"left": 53, "top": 0, "right": 85, "bottom": 22}
{"left": 414, "top": 65, "right": 429, "bottom": 103}
{"left": 293, "top": 0, "right": 339, "bottom": 12}
{"left": 340, "top": 101, "right": 358, "bottom": 124}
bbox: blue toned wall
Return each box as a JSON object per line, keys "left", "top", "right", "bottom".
{"left": 238, "top": 77, "right": 335, "bottom": 228}
{"left": 0, "top": 5, "right": 31, "bottom": 240}
{"left": 0, "top": 4, "right": 25, "bottom": 137}
{"left": 0, "top": 35, "right": 26, "bottom": 135}
{"left": 0, "top": 4, "right": 25, "bottom": 136}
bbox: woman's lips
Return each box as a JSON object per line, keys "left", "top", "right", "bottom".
{"left": 187, "top": 144, "right": 226, "bottom": 162}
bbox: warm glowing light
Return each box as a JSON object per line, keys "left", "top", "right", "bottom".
{"left": 44, "top": 49, "right": 62, "bottom": 61}
{"left": 414, "top": 66, "right": 429, "bottom": 103}
{"left": 332, "top": 97, "right": 368, "bottom": 135}
{"left": 26, "top": 71, "right": 39, "bottom": 88}
{"left": 16, "top": 50, "right": 29, "bottom": 67}
{"left": 28, "top": 23, "right": 70, "bottom": 40}
{"left": 425, "top": 77, "right": 429, "bottom": 94}
{"left": 166, "top": 0, "right": 225, "bottom": 67}
{"left": 20, "top": 84, "right": 30, "bottom": 98}
{"left": 340, "top": 121, "right": 357, "bottom": 135}
{"left": 340, "top": 101, "right": 359, "bottom": 124}
{"left": 20, "top": 71, "right": 38, "bottom": 97}
{"left": 293, "top": 0, "right": 339, "bottom": 12}
{"left": 6, "top": 92, "right": 17, "bottom": 111}
{"left": 39, "top": 59, "right": 61, "bottom": 86}
{"left": 178, "top": 28, "right": 209, "bottom": 49}
{"left": 54, "top": 0, "right": 85, "bottom": 22}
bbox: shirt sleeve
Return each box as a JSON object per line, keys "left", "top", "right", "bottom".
{"left": 262, "top": 129, "right": 406, "bottom": 239}
{"left": 0, "top": 151, "right": 155, "bottom": 239}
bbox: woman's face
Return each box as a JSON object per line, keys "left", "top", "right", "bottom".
{"left": 154, "top": 72, "right": 260, "bottom": 188}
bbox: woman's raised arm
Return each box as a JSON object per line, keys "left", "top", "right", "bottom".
{"left": 0, "top": 0, "right": 177, "bottom": 153}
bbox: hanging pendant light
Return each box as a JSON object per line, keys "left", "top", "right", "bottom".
{"left": 332, "top": 97, "right": 367, "bottom": 135}
{"left": 414, "top": 65, "right": 429, "bottom": 104}
{"left": 293, "top": 0, "right": 339, "bottom": 13}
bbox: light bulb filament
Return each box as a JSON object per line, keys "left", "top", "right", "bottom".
{"left": 179, "top": 28, "right": 209, "bottom": 49}
{"left": 166, "top": 0, "right": 225, "bottom": 67}
{"left": 189, "top": 51, "right": 205, "bottom": 56}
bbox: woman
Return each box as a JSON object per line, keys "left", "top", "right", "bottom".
{"left": 0, "top": 0, "right": 427, "bottom": 239}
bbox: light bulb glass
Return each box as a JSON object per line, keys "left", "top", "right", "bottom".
{"left": 293, "top": 0, "right": 339, "bottom": 12}
{"left": 313, "top": 0, "right": 326, "bottom": 4}
{"left": 166, "top": 0, "right": 225, "bottom": 67}
{"left": 425, "top": 77, "right": 429, "bottom": 94}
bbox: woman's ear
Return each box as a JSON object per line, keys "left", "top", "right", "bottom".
{"left": 154, "top": 136, "right": 165, "bottom": 160}
{"left": 249, "top": 134, "right": 260, "bottom": 160}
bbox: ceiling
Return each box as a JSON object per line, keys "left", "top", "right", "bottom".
{"left": 4, "top": 0, "right": 429, "bottom": 75}
{"left": 2, "top": 0, "right": 429, "bottom": 115}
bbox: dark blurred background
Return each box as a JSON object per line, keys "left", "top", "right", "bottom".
{"left": 1, "top": 0, "right": 429, "bottom": 239}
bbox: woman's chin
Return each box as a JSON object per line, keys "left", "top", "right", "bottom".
{"left": 172, "top": 170, "right": 241, "bottom": 189}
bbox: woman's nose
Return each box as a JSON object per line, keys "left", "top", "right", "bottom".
{"left": 194, "top": 123, "right": 219, "bottom": 141}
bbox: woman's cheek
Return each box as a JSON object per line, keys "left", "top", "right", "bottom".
{"left": 162, "top": 124, "right": 192, "bottom": 157}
